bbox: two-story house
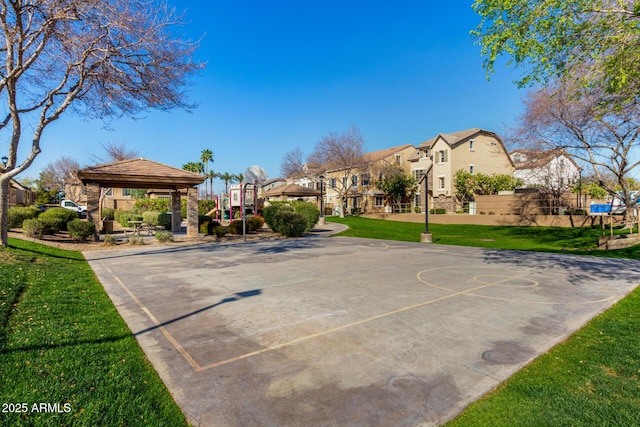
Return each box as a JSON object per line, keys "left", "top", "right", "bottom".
{"left": 411, "top": 128, "right": 515, "bottom": 212}
{"left": 510, "top": 148, "right": 580, "bottom": 190}
{"left": 323, "top": 144, "right": 417, "bottom": 215}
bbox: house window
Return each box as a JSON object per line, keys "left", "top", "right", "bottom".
{"left": 469, "top": 140, "right": 475, "bottom": 151}
{"left": 438, "top": 176, "right": 445, "bottom": 190}
{"left": 122, "top": 188, "right": 133, "bottom": 197}
{"left": 362, "top": 173, "right": 370, "bottom": 187}
{"left": 104, "top": 188, "right": 113, "bottom": 196}
{"left": 413, "top": 169, "right": 425, "bottom": 182}
{"left": 374, "top": 196, "right": 384, "bottom": 207}
{"left": 351, "top": 175, "right": 358, "bottom": 187}
{"left": 438, "top": 150, "right": 448, "bottom": 163}
{"left": 330, "top": 178, "right": 336, "bottom": 189}
{"left": 469, "top": 165, "right": 475, "bottom": 174}
{"left": 395, "top": 154, "right": 402, "bottom": 166}
{"left": 414, "top": 193, "right": 421, "bottom": 208}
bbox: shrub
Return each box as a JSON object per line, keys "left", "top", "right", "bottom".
{"left": 213, "top": 226, "right": 227, "bottom": 238}
{"left": 228, "top": 219, "right": 244, "bottom": 234}
{"left": 128, "top": 236, "right": 145, "bottom": 245}
{"left": 291, "top": 202, "right": 320, "bottom": 231}
{"left": 198, "top": 199, "right": 217, "bottom": 215}
{"left": 157, "top": 212, "right": 172, "bottom": 230}
{"left": 22, "top": 219, "right": 45, "bottom": 238}
{"left": 429, "top": 208, "right": 446, "bottom": 214}
{"left": 199, "top": 222, "right": 210, "bottom": 234}
{"left": 114, "top": 209, "right": 129, "bottom": 224}
{"left": 197, "top": 215, "right": 221, "bottom": 235}
{"left": 134, "top": 198, "right": 170, "bottom": 212}
{"left": 263, "top": 204, "right": 294, "bottom": 233}
{"left": 278, "top": 212, "right": 308, "bottom": 237}
{"left": 40, "top": 207, "right": 78, "bottom": 231}
{"left": 142, "top": 211, "right": 160, "bottom": 226}
{"left": 414, "top": 206, "right": 422, "bottom": 214}
{"left": 67, "top": 219, "right": 96, "bottom": 241}
{"left": 247, "top": 216, "right": 265, "bottom": 232}
{"left": 8, "top": 206, "right": 40, "bottom": 228}
{"left": 155, "top": 230, "right": 174, "bottom": 242}
{"left": 116, "top": 211, "right": 143, "bottom": 228}
{"left": 103, "top": 234, "right": 117, "bottom": 245}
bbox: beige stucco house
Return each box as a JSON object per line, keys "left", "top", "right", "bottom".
{"left": 322, "top": 144, "right": 418, "bottom": 215}
{"left": 411, "top": 128, "right": 515, "bottom": 212}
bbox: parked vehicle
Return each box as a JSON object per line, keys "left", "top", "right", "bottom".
{"left": 60, "top": 199, "right": 87, "bottom": 217}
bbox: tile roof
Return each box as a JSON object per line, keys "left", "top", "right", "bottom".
{"left": 510, "top": 148, "right": 578, "bottom": 170}
{"left": 418, "top": 128, "right": 489, "bottom": 149}
{"left": 264, "top": 183, "right": 320, "bottom": 197}
{"left": 77, "top": 158, "right": 205, "bottom": 189}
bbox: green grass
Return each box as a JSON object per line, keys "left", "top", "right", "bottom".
{"left": 0, "top": 238, "right": 188, "bottom": 426}
{"left": 447, "top": 286, "right": 640, "bottom": 427}
{"left": 328, "top": 216, "right": 640, "bottom": 258}
{"left": 328, "top": 216, "right": 640, "bottom": 425}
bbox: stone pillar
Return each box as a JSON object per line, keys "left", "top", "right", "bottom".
{"left": 170, "top": 190, "right": 181, "bottom": 232}
{"left": 85, "top": 182, "right": 100, "bottom": 241}
{"left": 187, "top": 187, "right": 198, "bottom": 237}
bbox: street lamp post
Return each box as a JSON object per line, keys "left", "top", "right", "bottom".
{"left": 420, "top": 172, "right": 433, "bottom": 243}
{"left": 319, "top": 175, "right": 325, "bottom": 224}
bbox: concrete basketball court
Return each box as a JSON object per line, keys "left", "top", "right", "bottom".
{"left": 85, "top": 227, "right": 640, "bottom": 426}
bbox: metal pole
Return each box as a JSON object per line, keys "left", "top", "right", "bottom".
{"left": 241, "top": 183, "right": 246, "bottom": 242}
{"left": 421, "top": 173, "right": 432, "bottom": 243}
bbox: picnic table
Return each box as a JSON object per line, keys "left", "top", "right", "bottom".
{"left": 126, "top": 221, "right": 155, "bottom": 236}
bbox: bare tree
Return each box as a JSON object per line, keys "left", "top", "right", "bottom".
{"left": 309, "top": 126, "right": 366, "bottom": 217}
{"left": 89, "top": 141, "right": 141, "bottom": 164}
{"left": 0, "top": 0, "right": 202, "bottom": 246}
{"left": 40, "top": 157, "right": 83, "bottom": 202}
{"left": 515, "top": 83, "right": 640, "bottom": 217}
{"left": 280, "top": 147, "right": 305, "bottom": 178}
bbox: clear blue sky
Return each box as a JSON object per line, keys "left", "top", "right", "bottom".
{"left": 23, "top": 1, "right": 526, "bottom": 194}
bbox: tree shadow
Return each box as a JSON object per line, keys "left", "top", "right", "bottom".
{"left": 134, "top": 289, "right": 262, "bottom": 336}
{"left": 481, "top": 248, "right": 640, "bottom": 286}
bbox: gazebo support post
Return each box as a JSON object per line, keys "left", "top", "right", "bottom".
{"left": 171, "top": 190, "right": 181, "bottom": 232}
{"left": 85, "top": 182, "right": 101, "bottom": 241}
{"left": 187, "top": 187, "right": 198, "bottom": 237}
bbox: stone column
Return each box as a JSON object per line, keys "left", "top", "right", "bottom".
{"left": 170, "top": 190, "right": 181, "bottom": 232}
{"left": 85, "top": 182, "right": 100, "bottom": 241}
{"left": 187, "top": 187, "right": 198, "bottom": 237}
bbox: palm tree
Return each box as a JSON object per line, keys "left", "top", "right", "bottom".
{"left": 234, "top": 172, "right": 244, "bottom": 184}
{"left": 208, "top": 170, "right": 218, "bottom": 200}
{"left": 200, "top": 148, "right": 213, "bottom": 199}
{"left": 219, "top": 172, "right": 235, "bottom": 195}
{"left": 183, "top": 162, "right": 205, "bottom": 195}
{"left": 182, "top": 161, "right": 204, "bottom": 174}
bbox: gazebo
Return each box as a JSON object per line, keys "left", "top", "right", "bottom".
{"left": 77, "top": 158, "right": 205, "bottom": 240}
{"left": 263, "top": 183, "right": 320, "bottom": 201}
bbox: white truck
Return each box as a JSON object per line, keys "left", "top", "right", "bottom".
{"left": 60, "top": 199, "right": 87, "bottom": 217}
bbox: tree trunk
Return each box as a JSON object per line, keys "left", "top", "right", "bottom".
{"left": 0, "top": 177, "right": 10, "bottom": 247}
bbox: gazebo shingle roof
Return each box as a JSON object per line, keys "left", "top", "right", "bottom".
{"left": 77, "top": 158, "right": 205, "bottom": 189}
{"left": 264, "top": 184, "right": 320, "bottom": 197}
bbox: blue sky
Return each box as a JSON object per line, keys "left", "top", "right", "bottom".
{"left": 22, "top": 1, "right": 526, "bottom": 194}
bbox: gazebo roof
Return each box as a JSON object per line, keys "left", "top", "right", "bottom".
{"left": 77, "top": 158, "right": 205, "bottom": 189}
{"left": 264, "top": 183, "right": 320, "bottom": 197}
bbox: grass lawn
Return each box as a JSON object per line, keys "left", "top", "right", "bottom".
{"left": 328, "top": 215, "right": 640, "bottom": 258}
{"left": 0, "top": 238, "right": 188, "bottom": 426}
{"left": 328, "top": 216, "right": 640, "bottom": 426}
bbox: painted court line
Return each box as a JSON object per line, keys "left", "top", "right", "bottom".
{"left": 102, "top": 260, "right": 536, "bottom": 372}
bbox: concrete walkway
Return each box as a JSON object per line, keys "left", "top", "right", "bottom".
{"left": 84, "top": 225, "right": 640, "bottom": 426}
